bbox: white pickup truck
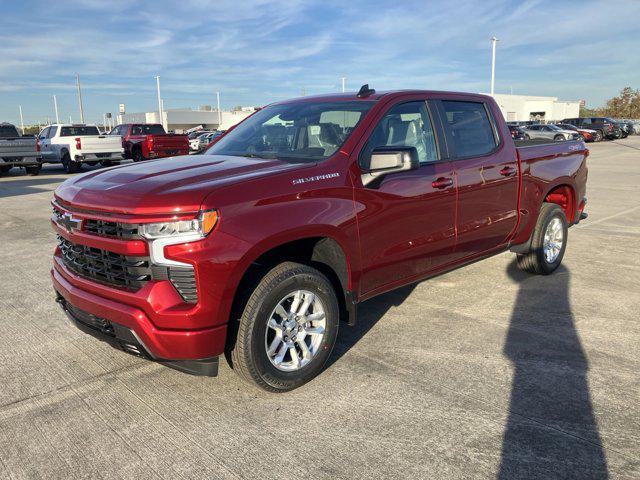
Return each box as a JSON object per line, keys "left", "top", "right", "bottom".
{"left": 38, "top": 124, "right": 125, "bottom": 173}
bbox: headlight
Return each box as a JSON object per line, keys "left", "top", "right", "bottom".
{"left": 140, "top": 209, "right": 219, "bottom": 240}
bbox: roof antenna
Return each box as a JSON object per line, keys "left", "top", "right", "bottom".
{"left": 357, "top": 84, "right": 375, "bottom": 98}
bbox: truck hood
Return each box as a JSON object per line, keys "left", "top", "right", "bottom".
{"left": 55, "top": 154, "right": 308, "bottom": 216}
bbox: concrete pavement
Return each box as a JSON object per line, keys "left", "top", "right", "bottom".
{"left": 0, "top": 138, "right": 638, "bottom": 479}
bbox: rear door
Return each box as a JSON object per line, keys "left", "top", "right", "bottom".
{"left": 438, "top": 99, "right": 519, "bottom": 258}
{"left": 354, "top": 98, "right": 457, "bottom": 295}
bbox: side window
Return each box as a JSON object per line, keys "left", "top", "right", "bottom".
{"left": 442, "top": 101, "right": 498, "bottom": 157}
{"left": 582, "top": 118, "right": 592, "bottom": 125}
{"left": 363, "top": 101, "right": 438, "bottom": 165}
{"left": 39, "top": 127, "right": 50, "bottom": 139}
{"left": 48, "top": 126, "right": 58, "bottom": 138}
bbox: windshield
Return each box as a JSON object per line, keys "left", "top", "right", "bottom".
{"left": 60, "top": 126, "right": 100, "bottom": 136}
{"left": 206, "top": 101, "right": 374, "bottom": 162}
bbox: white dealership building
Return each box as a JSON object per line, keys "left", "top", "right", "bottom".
{"left": 486, "top": 94, "right": 581, "bottom": 122}
{"left": 118, "top": 107, "right": 257, "bottom": 133}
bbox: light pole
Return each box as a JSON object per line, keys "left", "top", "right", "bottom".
{"left": 490, "top": 36, "right": 499, "bottom": 96}
{"left": 155, "top": 75, "right": 164, "bottom": 130}
{"left": 18, "top": 105, "right": 25, "bottom": 134}
{"left": 76, "top": 74, "right": 85, "bottom": 123}
{"left": 53, "top": 95, "right": 60, "bottom": 124}
{"left": 216, "top": 91, "right": 221, "bottom": 128}
{"left": 341, "top": 77, "right": 346, "bottom": 93}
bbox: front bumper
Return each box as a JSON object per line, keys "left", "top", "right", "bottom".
{"left": 52, "top": 263, "right": 226, "bottom": 375}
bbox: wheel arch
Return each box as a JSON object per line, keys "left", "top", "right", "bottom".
{"left": 227, "top": 233, "right": 356, "bottom": 331}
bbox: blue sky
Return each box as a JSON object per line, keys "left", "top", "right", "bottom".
{"left": 1, "top": 0, "right": 639, "bottom": 125}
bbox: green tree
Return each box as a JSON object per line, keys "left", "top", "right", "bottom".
{"left": 600, "top": 87, "right": 640, "bottom": 118}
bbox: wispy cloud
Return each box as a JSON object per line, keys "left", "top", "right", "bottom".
{"left": 1, "top": 0, "right": 638, "bottom": 124}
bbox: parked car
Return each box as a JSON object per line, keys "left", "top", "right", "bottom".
{"left": 110, "top": 123, "right": 189, "bottom": 162}
{"left": 52, "top": 88, "right": 588, "bottom": 392}
{"left": 196, "top": 130, "right": 225, "bottom": 152}
{"left": 561, "top": 117, "right": 621, "bottom": 141}
{"left": 0, "top": 122, "right": 42, "bottom": 175}
{"left": 614, "top": 119, "right": 634, "bottom": 138}
{"left": 522, "top": 124, "right": 580, "bottom": 141}
{"left": 38, "top": 124, "right": 124, "bottom": 173}
{"left": 555, "top": 123, "right": 598, "bottom": 142}
{"left": 508, "top": 125, "right": 526, "bottom": 141}
{"left": 189, "top": 131, "right": 213, "bottom": 152}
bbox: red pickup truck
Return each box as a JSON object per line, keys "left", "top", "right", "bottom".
{"left": 52, "top": 88, "right": 588, "bottom": 392}
{"left": 110, "top": 123, "right": 189, "bottom": 162}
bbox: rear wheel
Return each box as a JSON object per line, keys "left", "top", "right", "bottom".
{"left": 516, "top": 203, "right": 568, "bottom": 275}
{"left": 228, "top": 262, "right": 339, "bottom": 392}
{"left": 132, "top": 148, "right": 145, "bottom": 162}
{"left": 61, "top": 152, "right": 80, "bottom": 174}
{"left": 25, "top": 165, "right": 42, "bottom": 176}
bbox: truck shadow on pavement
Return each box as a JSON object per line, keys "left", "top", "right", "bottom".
{"left": 326, "top": 284, "right": 416, "bottom": 370}
{"left": 499, "top": 261, "right": 609, "bottom": 479}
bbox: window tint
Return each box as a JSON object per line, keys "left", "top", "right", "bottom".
{"left": 364, "top": 101, "right": 438, "bottom": 165}
{"left": 442, "top": 101, "right": 497, "bottom": 157}
{"left": 60, "top": 126, "right": 100, "bottom": 136}
{"left": 131, "top": 124, "right": 166, "bottom": 135}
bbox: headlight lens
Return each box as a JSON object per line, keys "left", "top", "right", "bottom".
{"left": 140, "top": 209, "right": 218, "bottom": 239}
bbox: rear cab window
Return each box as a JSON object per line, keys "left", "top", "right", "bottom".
{"left": 441, "top": 100, "right": 498, "bottom": 157}
{"left": 131, "top": 125, "right": 166, "bottom": 135}
{"left": 60, "top": 126, "right": 100, "bottom": 136}
{"left": 0, "top": 125, "right": 20, "bottom": 138}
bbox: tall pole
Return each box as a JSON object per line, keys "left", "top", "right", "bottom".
{"left": 76, "top": 74, "right": 85, "bottom": 123}
{"left": 216, "top": 91, "right": 221, "bottom": 128}
{"left": 490, "top": 36, "right": 499, "bottom": 97}
{"left": 53, "top": 95, "right": 60, "bottom": 124}
{"left": 155, "top": 75, "right": 163, "bottom": 129}
{"left": 341, "top": 77, "right": 346, "bottom": 93}
{"left": 18, "top": 106, "right": 25, "bottom": 134}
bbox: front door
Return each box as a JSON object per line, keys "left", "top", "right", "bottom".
{"left": 354, "top": 100, "right": 457, "bottom": 296}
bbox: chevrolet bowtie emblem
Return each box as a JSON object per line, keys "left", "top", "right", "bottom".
{"left": 60, "top": 212, "right": 82, "bottom": 233}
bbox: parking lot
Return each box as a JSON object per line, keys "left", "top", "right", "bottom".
{"left": 0, "top": 138, "right": 638, "bottom": 479}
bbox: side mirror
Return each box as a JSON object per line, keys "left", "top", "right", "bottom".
{"left": 361, "top": 146, "right": 419, "bottom": 186}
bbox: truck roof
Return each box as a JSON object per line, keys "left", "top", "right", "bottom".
{"left": 274, "top": 89, "right": 493, "bottom": 105}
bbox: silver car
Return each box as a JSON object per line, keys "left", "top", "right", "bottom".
{"left": 523, "top": 124, "right": 580, "bottom": 141}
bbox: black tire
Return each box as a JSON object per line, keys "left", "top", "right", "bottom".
{"left": 594, "top": 130, "right": 604, "bottom": 142}
{"left": 553, "top": 134, "right": 565, "bottom": 142}
{"left": 25, "top": 165, "right": 42, "bottom": 176}
{"left": 132, "top": 148, "right": 145, "bottom": 162}
{"left": 61, "top": 152, "right": 80, "bottom": 174}
{"left": 516, "top": 203, "right": 568, "bottom": 275}
{"left": 229, "top": 261, "right": 340, "bottom": 392}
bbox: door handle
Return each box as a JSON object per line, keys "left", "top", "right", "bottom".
{"left": 500, "top": 166, "right": 516, "bottom": 177}
{"left": 432, "top": 177, "right": 453, "bottom": 189}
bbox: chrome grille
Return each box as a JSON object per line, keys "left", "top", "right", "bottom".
{"left": 57, "top": 236, "right": 151, "bottom": 290}
{"left": 84, "top": 219, "right": 139, "bottom": 239}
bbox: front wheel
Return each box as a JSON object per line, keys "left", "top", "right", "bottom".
{"left": 228, "top": 262, "right": 339, "bottom": 392}
{"left": 517, "top": 203, "right": 568, "bottom": 275}
{"left": 553, "top": 134, "right": 565, "bottom": 142}
{"left": 594, "top": 130, "right": 604, "bottom": 142}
